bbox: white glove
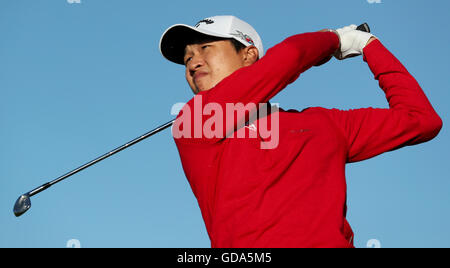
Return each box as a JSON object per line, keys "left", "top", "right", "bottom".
{"left": 334, "top": 24, "right": 375, "bottom": 60}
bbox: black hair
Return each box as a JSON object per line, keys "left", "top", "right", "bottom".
{"left": 229, "top": 38, "right": 247, "bottom": 53}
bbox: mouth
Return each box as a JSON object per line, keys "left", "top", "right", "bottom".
{"left": 193, "top": 72, "right": 208, "bottom": 84}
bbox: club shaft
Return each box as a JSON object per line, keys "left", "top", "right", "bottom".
{"left": 28, "top": 119, "right": 175, "bottom": 197}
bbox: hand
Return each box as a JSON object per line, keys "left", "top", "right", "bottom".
{"left": 334, "top": 25, "right": 376, "bottom": 60}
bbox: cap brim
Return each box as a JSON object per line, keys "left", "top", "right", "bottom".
{"left": 159, "top": 24, "right": 232, "bottom": 65}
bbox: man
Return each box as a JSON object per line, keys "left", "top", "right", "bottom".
{"left": 159, "top": 15, "right": 442, "bottom": 248}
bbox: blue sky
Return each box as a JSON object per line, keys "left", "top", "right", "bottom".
{"left": 1, "top": 0, "right": 449, "bottom": 248}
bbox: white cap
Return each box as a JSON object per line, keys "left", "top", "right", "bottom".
{"left": 159, "top": 15, "right": 264, "bottom": 65}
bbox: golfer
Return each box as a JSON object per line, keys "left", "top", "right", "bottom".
{"left": 159, "top": 16, "right": 442, "bottom": 248}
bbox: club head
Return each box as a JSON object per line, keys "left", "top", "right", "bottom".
{"left": 356, "top": 23, "right": 371, "bottom": 33}
{"left": 13, "top": 194, "right": 31, "bottom": 217}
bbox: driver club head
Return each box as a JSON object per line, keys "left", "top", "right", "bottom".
{"left": 13, "top": 194, "right": 31, "bottom": 217}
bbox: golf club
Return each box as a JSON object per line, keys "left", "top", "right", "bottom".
{"left": 13, "top": 119, "right": 175, "bottom": 217}
{"left": 13, "top": 23, "right": 371, "bottom": 218}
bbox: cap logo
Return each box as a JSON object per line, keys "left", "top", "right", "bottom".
{"left": 230, "top": 30, "right": 255, "bottom": 46}
{"left": 195, "top": 19, "right": 214, "bottom": 28}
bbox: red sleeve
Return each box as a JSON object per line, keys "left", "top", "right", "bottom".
{"left": 323, "top": 40, "right": 443, "bottom": 163}
{"left": 174, "top": 32, "right": 340, "bottom": 142}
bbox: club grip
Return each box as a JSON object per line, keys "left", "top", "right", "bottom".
{"left": 357, "top": 23, "right": 371, "bottom": 33}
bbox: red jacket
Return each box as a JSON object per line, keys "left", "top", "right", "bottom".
{"left": 172, "top": 32, "right": 442, "bottom": 248}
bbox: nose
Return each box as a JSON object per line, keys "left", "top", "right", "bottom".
{"left": 187, "top": 54, "right": 205, "bottom": 76}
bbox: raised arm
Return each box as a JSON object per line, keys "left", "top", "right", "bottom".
{"left": 324, "top": 39, "right": 443, "bottom": 162}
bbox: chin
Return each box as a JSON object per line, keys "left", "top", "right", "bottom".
{"left": 195, "top": 86, "right": 213, "bottom": 94}
{"left": 190, "top": 81, "right": 216, "bottom": 94}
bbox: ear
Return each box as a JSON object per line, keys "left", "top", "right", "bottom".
{"left": 242, "top": 46, "right": 259, "bottom": 66}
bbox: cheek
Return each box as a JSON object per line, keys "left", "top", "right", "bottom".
{"left": 185, "top": 69, "right": 190, "bottom": 82}
{"left": 210, "top": 55, "right": 234, "bottom": 76}
{"left": 185, "top": 70, "right": 197, "bottom": 90}
{"left": 212, "top": 58, "right": 241, "bottom": 80}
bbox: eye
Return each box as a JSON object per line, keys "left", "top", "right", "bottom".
{"left": 201, "top": 45, "right": 210, "bottom": 49}
{"left": 184, "top": 57, "right": 192, "bottom": 65}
